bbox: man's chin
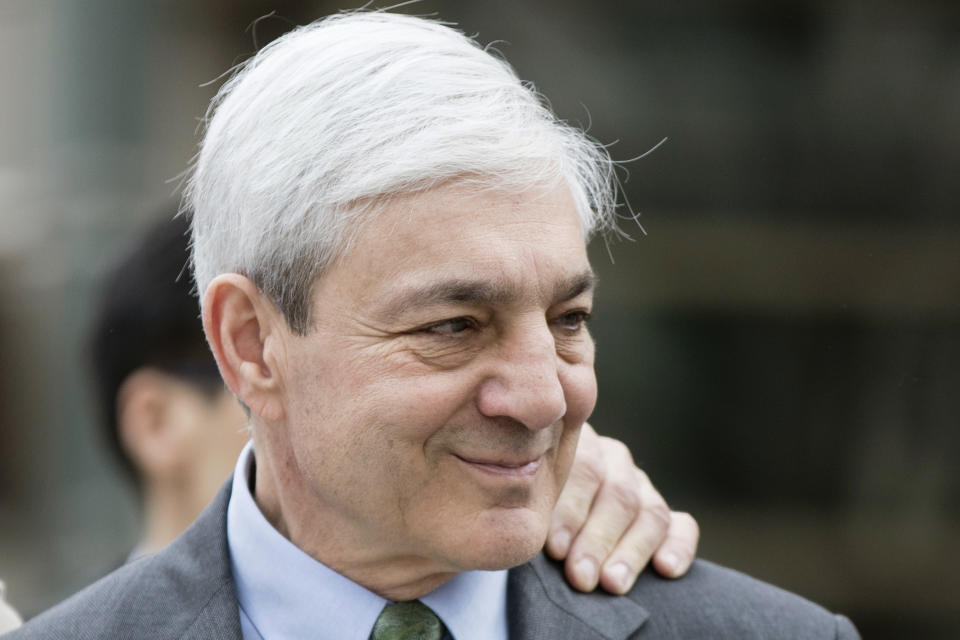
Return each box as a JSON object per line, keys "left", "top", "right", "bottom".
{"left": 444, "top": 508, "right": 549, "bottom": 571}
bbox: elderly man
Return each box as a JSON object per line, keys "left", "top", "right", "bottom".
{"left": 87, "top": 212, "right": 691, "bottom": 576}
{"left": 11, "top": 11, "right": 858, "bottom": 640}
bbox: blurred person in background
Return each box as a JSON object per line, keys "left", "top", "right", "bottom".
{"left": 85, "top": 212, "right": 699, "bottom": 582}
{"left": 88, "top": 214, "right": 250, "bottom": 561}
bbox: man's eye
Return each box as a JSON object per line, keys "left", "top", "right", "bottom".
{"left": 555, "top": 310, "right": 591, "bottom": 332}
{"left": 424, "top": 317, "right": 476, "bottom": 336}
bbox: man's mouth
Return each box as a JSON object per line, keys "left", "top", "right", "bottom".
{"left": 453, "top": 454, "right": 543, "bottom": 478}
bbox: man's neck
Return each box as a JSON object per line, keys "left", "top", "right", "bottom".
{"left": 139, "top": 481, "right": 211, "bottom": 554}
{"left": 252, "top": 439, "right": 460, "bottom": 601}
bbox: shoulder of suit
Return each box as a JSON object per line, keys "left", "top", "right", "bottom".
{"left": 522, "top": 555, "right": 859, "bottom": 639}
{"left": 629, "top": 558, "right": 858, "bottom": 638}
{"left": 6, "top": 483, "right": 240, "bottom": 640}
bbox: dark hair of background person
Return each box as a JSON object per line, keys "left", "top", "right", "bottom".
{"left": 87, "top": 213, "right": 222, "bottom": 486}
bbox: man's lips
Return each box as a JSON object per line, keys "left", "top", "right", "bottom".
{"left": 454, "top": 454, "right": 543, "bottom": 477}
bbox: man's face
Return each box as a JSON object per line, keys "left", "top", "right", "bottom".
{"left": 265, "top": 182, "right": 597, "bottom": 578}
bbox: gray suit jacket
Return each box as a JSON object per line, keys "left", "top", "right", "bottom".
{"left": 7, "top": 483, "right": 858, "bottom": 639}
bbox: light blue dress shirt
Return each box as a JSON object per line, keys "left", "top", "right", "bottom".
{"left": 227, "top": 442, "right": 510, "bottom": 640}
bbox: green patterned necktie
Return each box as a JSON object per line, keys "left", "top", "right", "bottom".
{"left": 369, "top": 600, "right": 445, "bottom": 640}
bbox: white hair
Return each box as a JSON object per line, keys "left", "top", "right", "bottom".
{"left": 185, "top": 11, "right": 621, "bottom": 334}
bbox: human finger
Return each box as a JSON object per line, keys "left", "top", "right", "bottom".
{"left": 650, "top": 511, "right": 699, "bottom": 578}
{"left": 546, "top": 423, "right": 604, "bottom": 560}
{"left": 563, "top": 439, "right": 651, "bottom": 592}
{"left": 593, "top": 470, "right": 673, "bottom": 593}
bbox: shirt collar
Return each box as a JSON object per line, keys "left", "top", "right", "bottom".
{"left": 227, "top": 441, "right": 508, "bottom": 640}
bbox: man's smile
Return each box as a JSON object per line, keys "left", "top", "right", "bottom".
{"left": 453, "top": 453, "right": 544, "bottom": 479}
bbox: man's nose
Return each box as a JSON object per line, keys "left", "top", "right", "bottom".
{"left": 475, "top": 322, "right": 567, "bottom": 431}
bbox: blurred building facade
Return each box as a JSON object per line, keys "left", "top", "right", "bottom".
{"left": 0, "top": 1, "right": 957, "bottom": 637}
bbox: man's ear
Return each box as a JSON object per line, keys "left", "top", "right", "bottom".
{"left": 201, "top": 274, "right": 287, "bottom": 422}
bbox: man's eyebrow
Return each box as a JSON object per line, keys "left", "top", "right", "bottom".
{"left": 379, "top": 270, "right": 597, "bottom": 319}
{"left": 379, "top": 279, "right": 516, "bottom": 318}
{"left": 555, "top": 270, "right": 598, "bottom": 303}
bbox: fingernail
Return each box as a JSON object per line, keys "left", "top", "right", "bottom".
{"left": 606, "top": 562, "right": 631, "bottom": 593}
{"left": 551, "top": 529, "right": 571, "bottom": 556}
{"left": 661, "top": 552, "right": 680, "bottom": 575}
{"left": 575, "top": 557, "right": 598, "bottom": 588}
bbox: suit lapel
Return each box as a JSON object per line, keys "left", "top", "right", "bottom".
{"left": 166, "top": 480, "right": 244, "bottom": 640}
{"left": 507, "top": 554, "right": 649, "bottom": 640}
{"left": 178, "top": 580, "right": 244, "bottom": 640}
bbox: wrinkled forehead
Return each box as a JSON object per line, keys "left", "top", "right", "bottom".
{"left": 340, "top": 176, "right": 588, "bottom": 253}
{"left": 312, "top": 181, "right": 592, "bottom": 312}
